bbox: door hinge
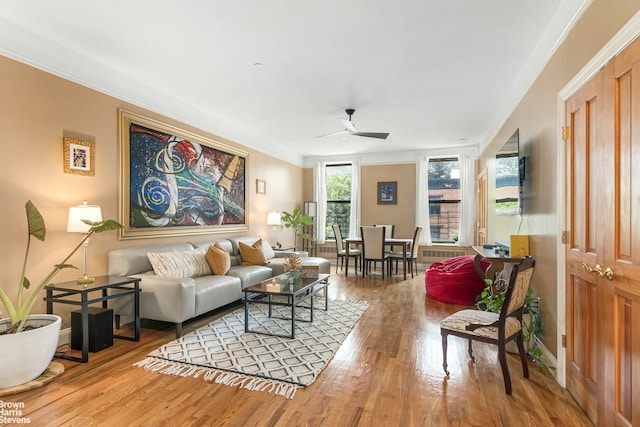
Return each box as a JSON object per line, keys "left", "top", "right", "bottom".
{"left": 562, "top": 126, "right": 570, "bottom": 141}
{"left": 562, "top": 334, "right": 567, "bottom": 348}
{"left": 561, "top": 231, "right": 568, "bottom": 244}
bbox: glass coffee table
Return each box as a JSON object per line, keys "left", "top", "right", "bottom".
{"left": 243, "top": 271, "right": 330, "bottom": 338}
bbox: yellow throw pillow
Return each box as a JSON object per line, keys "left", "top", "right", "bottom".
{"left": 239, "top": 239, "right": 268, "bottom": 266}
{"left": 206, "top": 242, "right": 231, "bottom": 275}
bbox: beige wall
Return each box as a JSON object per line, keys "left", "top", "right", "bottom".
{"left": 361, "top": 164, "right": 416, "bottom": 238}
{"left": 479, "top": 0, "right": 640, "bottom": 356}
{"left": 0, "top": 56, "right": 303, "bottom": 325}
{"left": 303, "top": 163, "right": 417, "bottom": 239}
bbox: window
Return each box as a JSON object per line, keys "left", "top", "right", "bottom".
{"left": 428, "top": 158, "right": 460, "bottom": 243}
{"left": 325, "top": 163, "right": 352, "bottom": 239}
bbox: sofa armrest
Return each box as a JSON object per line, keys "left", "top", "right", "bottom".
{"left": 273, "top": 250, "right": 309, "bottom": 258}
{"left": 109, "top": 274, "right": 196, "bottom": 324}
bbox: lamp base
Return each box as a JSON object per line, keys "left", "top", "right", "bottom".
{"left": 76, "top": 275, "right": 95, "bottom": 286}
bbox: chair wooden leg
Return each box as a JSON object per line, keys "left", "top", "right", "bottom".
{"left": 517, "top": 334, "right": 530, "bottom": 379}
{"left": 498, "top": 342, "right": 513, "bottom": 395}
{"left": 468, "top": 339, "right": 475, "bottom": 362}
{"left": 442, "top": 332, "right": 450, "bottom": 376}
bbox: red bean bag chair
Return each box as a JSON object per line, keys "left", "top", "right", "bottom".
{"left": 425, "top": 255, "right": 490, "bottom": 305}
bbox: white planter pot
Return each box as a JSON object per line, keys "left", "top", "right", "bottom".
{"left": 0, "top": 314, "right": 61, "bottom": 388}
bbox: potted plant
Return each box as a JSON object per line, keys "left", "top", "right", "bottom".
{"left": 0, "top": 201, "right": 121, "bottom": 388}
{"left": 475, "top": 277, "right": 541, "bottom": 354}
{"left": 495, "top": 245, "right": 508, "bottom": 257}
{"left": 280, "top": 208, "right": 313, "bottom": 249}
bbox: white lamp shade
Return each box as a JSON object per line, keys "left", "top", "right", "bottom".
{"left": 67, "top": 203, "right": 103, "bottom": 233}
{"left": 266, "top": 211, "right": 281, "bottom": 226}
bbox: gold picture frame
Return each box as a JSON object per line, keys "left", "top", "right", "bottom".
{"left": 256, "top": 179, "right": 266, "bottom": 195}
{"left": 63, "top": 137, "right": 95, "bottom": 176}
{"left": 118, "top": 109, "right": 249, "bottom": 240}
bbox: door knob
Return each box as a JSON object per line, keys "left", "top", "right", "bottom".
{"left": 582, "top": 263, "right": 614, "bottom": 281}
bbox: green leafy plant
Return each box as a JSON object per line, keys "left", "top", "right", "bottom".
{"left": 280, "top": 208, "right": 313, "bottom": 244}
{"left": 476, "top": 279, "right": 541, "bottom": 341}
{"left": 475, "top": 276, "right": 555, "bottom": 373}
{"left": 0, "top": 201, "right": 122, "bottom": 334}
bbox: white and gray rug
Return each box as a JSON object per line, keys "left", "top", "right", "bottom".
{"left": 134, "top": 299, "right": 368, "bottom": 399}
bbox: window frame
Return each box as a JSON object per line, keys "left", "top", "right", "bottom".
{"left": 427, "top": 157, "right": 461, "bottom": 244}
{"left": 324, "top": 162, "right": 353, "bottom": 239}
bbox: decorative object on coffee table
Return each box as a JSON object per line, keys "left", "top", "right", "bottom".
{"left": 283, "top": 253, "right": 302, "bottom": 272}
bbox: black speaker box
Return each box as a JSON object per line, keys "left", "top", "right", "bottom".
{"left": 71, "top": 307, "right": 114, "bottom": 352}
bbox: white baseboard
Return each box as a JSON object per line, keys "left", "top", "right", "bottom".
{"left": 534, "top": 336, "right": 558, "bottom": 381}
{"left": 59, "top": 327, "right": 70, "bottom": 347}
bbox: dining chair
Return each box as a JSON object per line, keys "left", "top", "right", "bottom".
{"left": 360, "top": 226, "right": 389, "bottom": 278}
{"left": 373, "top": 224, "right": 395, "bottom": 239}
{"left": 389, "top": 226, "right": 423, "bottom": 278}
{"left": 440, "top": 256, "right": 535, "bottom": 395}
{"left": 373, "top": 224, "right": 394, "bottom": 270}
{"left": 332, "top": 224, "right": 361, "bottom": 274}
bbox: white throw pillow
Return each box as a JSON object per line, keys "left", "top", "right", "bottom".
{"left": 147, "top": 249, "right": 211, "bottom": 278}
{"left": 261, "top": 238, "right": 275, "bottom": 260}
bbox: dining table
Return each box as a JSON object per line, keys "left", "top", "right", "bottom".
{"left": 344, "top": 237, "right": 414, "bottom": 280}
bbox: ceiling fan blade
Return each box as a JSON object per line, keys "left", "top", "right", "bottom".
{"left": 353, "top": 132, "right": 390, "bottom": 140}
{"left": 315, "top": 129, "right": 348, "bottom": 138}
{"left": 339, "top": 118, "right": 357, "bottom": 133}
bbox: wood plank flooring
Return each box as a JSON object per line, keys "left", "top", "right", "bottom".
{"left": 5, "top": 268, "right": 593, "bottom": 426}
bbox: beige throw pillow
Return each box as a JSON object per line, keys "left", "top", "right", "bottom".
{"left": 206, "top": 242, "right": 231, "bottom": 275}
{"left": 147, "top": 249, "right": 211, "bottom": 278}
{"left": 239, "top": 239, "right": 268, "bottom": 266}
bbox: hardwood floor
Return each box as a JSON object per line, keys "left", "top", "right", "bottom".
{"left": 7, "top": 268, "right": 592, "bottom": 426}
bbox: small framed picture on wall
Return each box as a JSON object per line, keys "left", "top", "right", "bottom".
{"left": 63, "top": 137, "right": 95, "bottom": 176}
{"left": 377, "top": 181, "right": 397, "bottom": 205}
{"left": 256, "top": 179, "right": 266, "bottom": 195}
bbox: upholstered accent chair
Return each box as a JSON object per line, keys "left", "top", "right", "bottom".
{"left": 440, "top": 256, "right": 535, "bottom": 394}
{"left": 360, "top": 226, "right": 390, "bottom": 278}
{"left": 332, "top": 224, "right": 361, "bottom": 273}
{"left": 389, "top": 226, "right": 422, "bottom": 278}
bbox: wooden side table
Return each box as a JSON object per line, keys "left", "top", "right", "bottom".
{"left": 44, "top": 275, "right": 140, "bottom": 363}
{"left": 471, "top": 246, "right": 522, "bottom": 281}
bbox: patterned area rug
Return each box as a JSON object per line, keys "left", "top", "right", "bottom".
{"left": 135, "top": 299, "right": 367, "bottom": 399}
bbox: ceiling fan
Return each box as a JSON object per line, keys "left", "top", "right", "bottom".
{"left": 316, "top": 108, "right": 390, "bottom": 140}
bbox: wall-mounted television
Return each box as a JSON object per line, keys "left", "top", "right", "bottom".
{"left": 495, "top": 129, "right": 521, "bottom": 215}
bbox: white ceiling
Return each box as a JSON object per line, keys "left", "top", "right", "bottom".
{"left": 0, "top": 1, "right": 588, "bottom": 165}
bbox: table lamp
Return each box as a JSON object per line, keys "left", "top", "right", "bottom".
{"left": 267, "top": 211, "right": 282, "bottom": 248}
{"left": 67, "top": 201, "right": 102, "bottom": 284}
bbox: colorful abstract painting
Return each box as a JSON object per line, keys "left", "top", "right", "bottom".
{"left": 119, "top": 110, "right": 248, "bottom": 239}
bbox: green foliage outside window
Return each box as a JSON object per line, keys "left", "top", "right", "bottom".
{"left": 325, "top": 164, "right": 352, "bottom": 238}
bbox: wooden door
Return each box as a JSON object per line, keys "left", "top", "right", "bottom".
{"left": 476, "top": 169, "right": 487, "bottom": 245}
{"left": 607, "top": 38, "right": 640, "bottom": 427}
{"left": 565, "top": 69, "right": 602, "bottom": 425}
{"left": 565, "top": 35, "right": 640, "bottom": 426}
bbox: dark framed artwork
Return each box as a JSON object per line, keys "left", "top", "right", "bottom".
{"left": 118, "top": 109, "right": 248, "bottom": 239}
{"left": 377, "top": 181, "right": 397, "bottom": 205}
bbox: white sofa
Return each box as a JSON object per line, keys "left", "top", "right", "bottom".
{"left": 107, "top": 236, "right": 330, "bottom": 337}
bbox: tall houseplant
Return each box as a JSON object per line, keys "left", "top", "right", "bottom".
{"left": 280, "top": 208, "right": 313, "bottom": 249}
{"left": 0, "top": 201, "right": 122, "bottom": 334}
{"left": 0, "top": 201, "right": 121, "bottom": 389}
